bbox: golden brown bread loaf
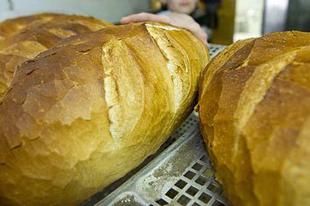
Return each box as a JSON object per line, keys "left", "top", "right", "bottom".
{"left": 0, "top": 15, "right": 209, "bottom": 206}
{"left": 0, "top": 13, "right": 112, "bottom": 100}
{"left": 0, "top": 13, "right": 112, "bottom": 39}
{"left": 198, "top": 31, "right": 310, "bottom": 206}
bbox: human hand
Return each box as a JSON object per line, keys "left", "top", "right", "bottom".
{"left": 121, "top": 12, "right": 208, "bottom": 46}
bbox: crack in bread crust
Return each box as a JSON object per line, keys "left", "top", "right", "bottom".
{"left": 233, "top": 50, "right": 297, "bottom": 156}
{"left": 199, "top": 31, "right": 310, "bottom": 206}
{"left": 0, "top": 20, "right": 208, "bottom": 206}
{"left": 146, "top": 24, "right": 184, "bottom": 113}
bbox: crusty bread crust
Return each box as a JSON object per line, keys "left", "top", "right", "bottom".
{"left": 199, "top": 31, "right": 310, "bottom": 206}
{"left": 0, "top": 15, "right": 209, "bottom": 206}
{"left": 0, "top": 13, "right": 112, "bottom": 100}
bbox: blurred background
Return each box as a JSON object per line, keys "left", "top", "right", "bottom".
{"left": 0, "top": 0, "right": 309, "bottom": 45}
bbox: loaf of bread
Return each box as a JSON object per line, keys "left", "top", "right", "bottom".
{"left": 0, "top": 14, "right": 209, "bottom": 206}
{"left": 198, "top": 31, "right": 310, "bottom": 206}
{"left": 0, "top": 13, "right": 113, "bottom": 39}
{"left": 0, "top": 13, "right": 112, "bottom": 100}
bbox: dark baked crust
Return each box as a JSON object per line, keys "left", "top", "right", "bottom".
{"left": 199, "top": 31, "right": 310, "bottom": 206}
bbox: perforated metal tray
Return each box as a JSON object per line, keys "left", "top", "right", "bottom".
{"left": 80, "top": 44, "right": 228, "bottom": 206}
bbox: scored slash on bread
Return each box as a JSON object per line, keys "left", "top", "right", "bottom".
{"left": 0, "top": 14, "right": 209, "bottom": 206}
{"left": 198, "top": 31, "right": 310, "bottom": 206}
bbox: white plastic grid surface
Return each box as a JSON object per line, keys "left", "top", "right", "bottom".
{"left": 152, "top": 154, "right": 226, "bottom": 206}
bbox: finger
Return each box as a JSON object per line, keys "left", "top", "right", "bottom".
{"left": 199, "top": 32, "right": 208, "bottom": 44}
{"left": 121, "top": 13, "right": 170, "bottom": 24}
{"left": 186, "top": 23, "right": 208, "bottom": 44}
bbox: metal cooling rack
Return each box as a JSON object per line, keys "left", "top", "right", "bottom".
{"left": 80, "top": 44, "right": 228, "bottom": 206}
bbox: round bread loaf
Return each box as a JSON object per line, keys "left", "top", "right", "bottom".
{"left": 0, "top": 18, "right": 209, "bottom": 206}
{"left": 199, "top": 31, "right": 310, "bottom": 206}
{"left": 0, "top": 13, "right": 112, "bottom": 100}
